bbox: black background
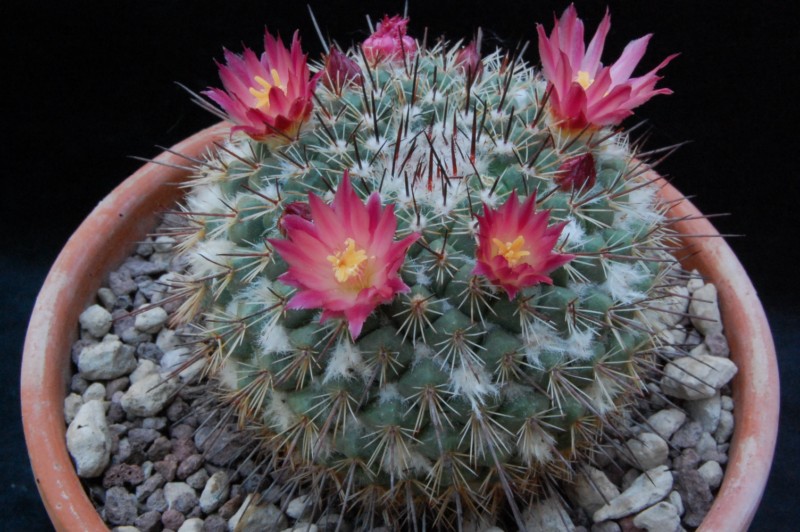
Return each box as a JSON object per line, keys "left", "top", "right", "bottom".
{"left": 3, "top": 1, "right": 798, "bottom": 529}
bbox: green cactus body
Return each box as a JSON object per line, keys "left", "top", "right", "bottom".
{"left": 173, "top": 40, "right": 679, "bottom": 529}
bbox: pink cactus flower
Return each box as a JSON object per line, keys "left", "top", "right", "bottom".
{"left": 455, "top": 40, "right": 483, "bottom": 81}
{"left": 204, "top": 30, "right": 319, "bottom": 141}
{"left": 321, "top": 47, "right": 363, "bottom": 94}
{"left": 473, "top": 192, "right": 574, "bottom": 299}
{"left": 555, "top": 152, "right": 597, "bottom": 191}
{"left": 362, "top": 15, "right": 417, "bottom": 65}
{"left": 536, "top": 4, "right": 678, "bottom": 129}
{"left": 269, "top": 173, "right": 420, "bottom": 338}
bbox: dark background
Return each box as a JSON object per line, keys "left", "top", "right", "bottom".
{"left": 3, "top": 0, "right": 797, "bottom": 529}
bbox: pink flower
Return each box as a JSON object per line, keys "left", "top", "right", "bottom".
{"left": 455, "top": 40, "right": 483, "bottom": 81}
{"left": 321, "top": 47, "right": 362, "bottom": 94}
{"left": 555, "top": 152, "right": 596, "bottom": 191}
{"left": 537, "top": 4, "right": 678, "bottom": 129}
{"left": 204, "top": 30, "right": 319, "bottom": 141}
{"left": 362, "top": 15, "right": 417, "bottom": 65}
{"left": 269, "top": 172, "right": 420, "bottom": 338}
{"left": 473, "top": 192, "right": 574, "bottom": 300}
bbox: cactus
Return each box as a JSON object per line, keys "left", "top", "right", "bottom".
{"left": 168, "top": 6, "right": 681, "bottom": 529}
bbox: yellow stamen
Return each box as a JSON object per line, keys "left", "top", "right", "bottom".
{"left": 575, "top": 70, "right": 594, "bottom": 90}
{"left": 492, "top": 236, "right": 530, "bottom": 267}
{"left": 327, "top": 238, "right": 368, "bottom": 282}
{"left": 248, "top": 68, "right": 286, "bottom": 108}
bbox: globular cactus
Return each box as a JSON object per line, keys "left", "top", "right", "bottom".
{"left": 168, "top": 7, "right": 680, "bottom": 529}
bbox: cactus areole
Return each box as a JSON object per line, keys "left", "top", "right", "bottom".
{"left": 169, "top": 7, "right": 682, "bottom": 529}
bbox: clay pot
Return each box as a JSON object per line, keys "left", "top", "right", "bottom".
{"left": 21, "top": 125, "right": 778, "bottom": 531}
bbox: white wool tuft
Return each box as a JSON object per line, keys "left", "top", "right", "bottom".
{"left": 187, "top": 184, "right": 227, "bottom": 213}
{"left": 187, "top": 239, "right": 236, "bottom": 276}
{"left": 565, "top": 328, "right": 596, "bottom": 359}
{"left": 258, "top": 322, "right": 291, "bottom": 354}
{"left": 450, "top": 365, "right": 497, "bottom": 403}
{"left": 323, "top": 342, "right": 367, "bottom": 383}
{"left": 559, "top": 216, "right": 589, "bottom": 249}
{"left": 378, "top": 383, "right": 403, "bottom": 404}
{"left": 217, "top": 360, "right": 238, "bottom": 390}
{"left": 602, "top": 261, "right": 648, "bottom": 304}
{"left": 264, "top": 391, "right": 299, "bottom": 432}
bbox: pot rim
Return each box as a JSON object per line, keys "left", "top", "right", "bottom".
{"left": 20, "top": 125, "right": 778, "bottom": 532}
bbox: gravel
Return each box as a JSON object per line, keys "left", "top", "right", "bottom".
{"left": 66, "top": 228, "right": 738, "bottom": 531}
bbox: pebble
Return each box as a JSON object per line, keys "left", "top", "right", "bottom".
{"left": 103, "top": 463, "right": 145, "bottom": 489}
{"left": 698, "top": 461, "right": 723, "bottom": 489}
{"left": 668, "top": 490, "right": 684, "bottom": 516}
{"left": 135, "top": 306, "right": 169, "bottom": 334}
{"left": 673, "top": 469, "right": 713, "bottom": 527}
{"left": 177, "top": 454, "right": 204, "bottom": 480}
{"left": 704, "top": 330, "right": 730, "bottom": 357}
{"left": 315, "top": 514, "right": 350, "bottom": 532}
{"left": 105, "top": 486, "right": 138, "bottom": 526}
{"left": 83, "top": 382, "right": 107, "bottom": 402}
{"left": 134, "top": 510, "right": 161, "bottom": 532}
{"left": 593, "top": 466, "right": 673, "bottom": 522}
{"left": 660, "top": 355, "right": 738, "bottom": 400}
{"left": 572, "top": 466, "right": 621, "bottom": 514}
{"left": 689, "top": 284, "right": 722, "bottom": 336}
{"left": 671, "top": 421, "right": 703, "bottom": 449}
{"left": 67, "top": 399, "right": 112, "bottom": 478}
{"left": 283, "top": 525, "right": 318, "bottom": 532}
{"left": 136, "top": 472, "right": 165, "bottom": 501}
{"left": 715, "top": 410, "right": 735, "bottom": 443}
{"left": 109, "top": 270, "right": 138, "bottom": 295}
{"left": 164, "top": 482, "right": 197, "bottom": 513}
{"left": 200, "top": 471, "right": 230, "bottom": 514}
{"left": 80, "top": 304, "right": 113, "bottom": 337}
{"left": 64, "top": 393, "right": 83, "bottom": 424}
{"left": 162, "top": 507, "right": 186, "bottom": 530}
{"left": 591, "top": 522, "right": 620, "bottom": 532}
{"left": 78, "top": 339, "right": 137, "bottom": 380}
{"left": 286, "top": 494, "right": 313, "bottom": 520}
{"left": 178, "top": 517, "right": 205, "bottom": 532}
{"left": 228, "top": 494, "right": 288, "bottom": 532}
{"left": 687, "top": 393, "right": 721, "bottom": 433}
{"left": 161, "top": 347, "right": 205, "bottom": 382}
{"left": 624, "top": 432, "right": 669, "bottom": 471}
{"left": 646, "top": 409, "right": 686, "bottom": 441}
{"left": 186, "top": 468, "right": 209, "bottom": 490}
{"left": 523, "top": 498, "right": 575, "bottom": 531}
{"left": 632, "top": 501, "right": 681, "bottom": 532}
{"left": 647, "top": 285, "right": 689, "bottom": 329}
{"left": 121, "top": 373, "right": 178, "bottom": 416}
{"left": 203, "top": 514, "right": 228, "bottom": 532}
{"left": 98, "top": 287, "right": 117, "bottom": 309}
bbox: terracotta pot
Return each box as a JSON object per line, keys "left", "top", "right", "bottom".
{"left": 21, "top": 124, "right": 778, "bottom": 531}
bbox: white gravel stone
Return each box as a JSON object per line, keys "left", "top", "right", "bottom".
{"left": 154, "top": 235, "right": 177, "bottom": 253}
{"left": 668, "top": 490, "right": 684, "bottom": 516}
{"left": 281, "top": 524, "right": 318, "bottom": 532}
{"left": 129, "top": 359, "right": 159, "bottom": 384}
{"left": 687, "top": 271, "right": 704, "bottom": 294}
{"left": 199, "top": 470, "right": 230, "bottom": 513}
{"left": 78, "top": 339, "right": 137, "bottom": 380}
{"left": 660, "top": 355, "right": 738, "bottom": 400}
{"left": 625, "top": 432, "right": 669, "bottom": 471}
{"left": 164, "top": 481, "right": 195, "bottom": 509}
{"left": 715, "top": 410, "right": 735, "bottom": 443}
{"left": 524, "top": 498, "right": 574, "bottom": 531}
{"left": 79, "top": 304, "right": 113, "bottom": 337}
{"left": 82, "top": 382, "right": 106, "bottom": 402}
{"left": 572, "top": 466, "right": 621, "bottom": 514}
{"left": 591, "top": 522, "right": 620, "bottom": 532}
{"left": 696, "top": 432, "right": 719, "bottom": 461}
{"left": 63, "top": 393, "right": 83, "bottom": 424}
{"left": 689, "top": 283, "right": 723, "bottom": 336}
{"left": 593, "top": 466, "right": 673, "bottom": 522}
{"left": 647, "top": 285, "right": 690, "bottom": 329}
{"left": 286, "top": 494, "right": 313, "bottom": 520}
{"left": 156, "top": 327, "right": 180, "bottom": 352}
{"left": 687, "top": 392, "right": 722, "bottom": 433}
{"left": 66, "top": 399, "right": 112, "bottom": 478}
{"left": 161, "top": 347, "right": 205, "bottom": 382}
{"left": 134, "top": 306, "right": 168, "bottom": 333}
{"left": 120, "top": 373, "right": 178, "bottom": 416}
{"left": 720, "top": 395, "right": 734, "bottom": 411}
{"left": 698, "top": 461, "right": 724, "bottom": 489}
{"left": 646, "top": 409, "right": 686, "bottom": 440}
{"left": 229, "top": 494, "right": 287, "bottom": 531}
{"left": 177, "top": 517, "right": 204, "bottom": 532}
{"left": 632, "top": 501, "right": 681, "bottom": 531}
